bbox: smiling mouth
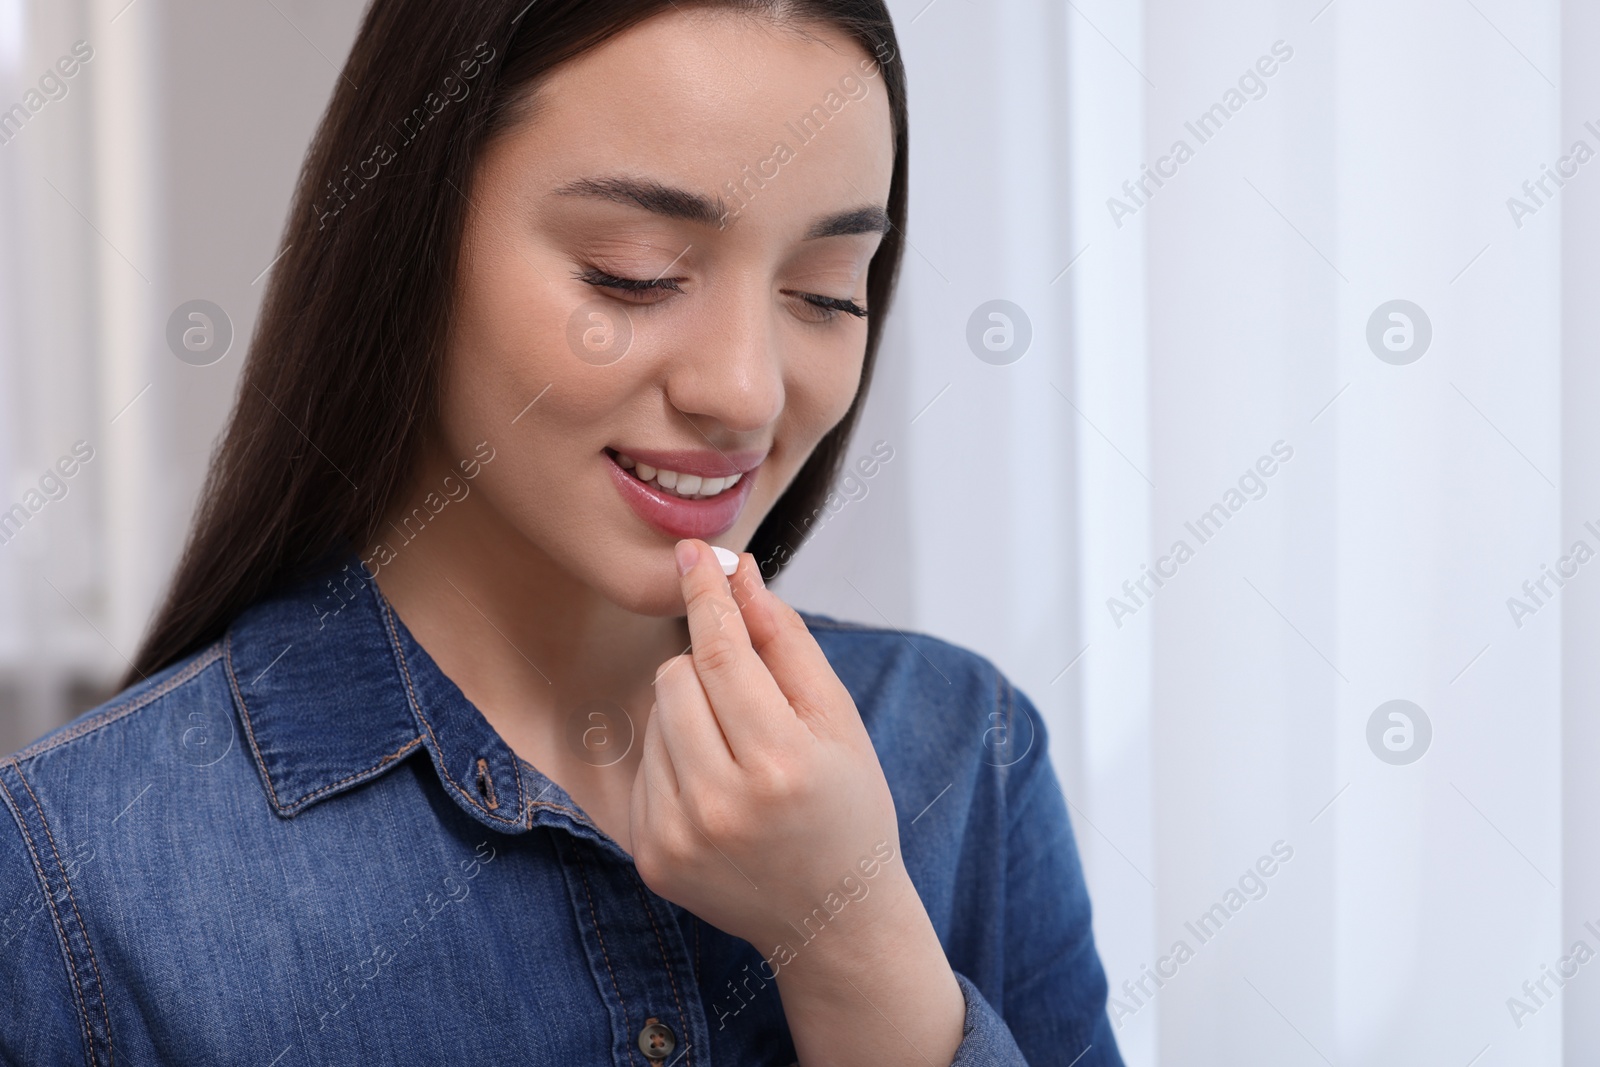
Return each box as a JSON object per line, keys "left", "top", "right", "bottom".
{"left": 605, "top": 449, "right": 746, "bottom": 501}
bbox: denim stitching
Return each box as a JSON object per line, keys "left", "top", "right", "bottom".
{"left": 225, "top": 632, "right": 286, "bottom": 811}
{"left": 0, "top": 774, "right": 97, "bottom": 1065}
{"left": 629, "top": 871, "right": 691, "bottom": 1067}
{"left": 379, "top": 603, "right": 524, "bottom": 828}
{"left": 512, "top": 749, "right": 526, "bottom": 826}
{"left": 7, "top": 646, "right": 223, "bottom": 763}
{"left": 226, "top": 632, "right": 424, "bottom": 814}
{"left": 378, "top": 597, "right": 590, "bottom": 833}
{"left": 573, "top": 841, "right": 643, "bottom": 1066}
{"left": 281, "top": 739, "right": 424, "bottom": 810}
{"left": 530, "top": 800, "right": 593, "bottom": 822}
{"left": 14, "top": 767, "right": 115, "bottom": 1064}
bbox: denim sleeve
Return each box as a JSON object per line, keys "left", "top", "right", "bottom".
{"left": 948, "top": 967, "right": 1030, "bottom": 1064}
{"left": 0, "top": 766, "right": 95, "bottom": 1065}
{"left": 948, "top": 678, "right": 1122, "bottom": 1067}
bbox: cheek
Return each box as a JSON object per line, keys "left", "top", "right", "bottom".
{"left": 789, "top": 338, "right": 867, "bottom": 445}
{"left": 740, "top": 340, "right": 864, "bottom": 523}
{"left": 441, "top": 242, "right": 639, "bottom": 455}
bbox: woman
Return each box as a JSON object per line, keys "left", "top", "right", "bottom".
{"left": 0, "top": 1, "right": 1120, "bottom": 1063}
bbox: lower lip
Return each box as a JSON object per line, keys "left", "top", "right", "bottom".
{"left": 605, "top": 452, "right": 759, "bottom": 540}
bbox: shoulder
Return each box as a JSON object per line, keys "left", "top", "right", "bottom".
{"left": 797, "top": 607, "right": 1012, "bottom": 713}
{"left": 0, "top": 642, "right": 234, "bottom": 1060}
{"left": 4, "top": 640, "right": 232, "bottom": 780}
{"left": 0, "top": 639, "right": 244, "bottom": 873}
{"left": 0, "top": 640, "right": 242, "bottom": 875}
{"left": 795, "top": 612, "right": 1074, "bottom": 989}
{"left": 796, "top": 607, "right": 1044, "bottom": 797}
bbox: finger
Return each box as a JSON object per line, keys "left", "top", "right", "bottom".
{"left": 727, "top": 552, "right": 854, "bottom": 732}
{"left": 652, "top": 653, "right": 735, "bottom": 773}
{"left": 631, "top": 714, "right": 675, "bottom": 867}
{"left": 674, "top": 539, "right": 793, "bottom": 755}
{"left": 630, "top": 732, "right": 654, "bottom": 848}
{"left": 640, "top": 699, "right": 680, "bottom": 798}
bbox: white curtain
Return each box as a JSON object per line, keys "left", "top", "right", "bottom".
{"left": 794, "top": 0, "right": 1586, "bottom": 1063}
{"left": 0, "top": 0, "right": 122, "bottom": 749}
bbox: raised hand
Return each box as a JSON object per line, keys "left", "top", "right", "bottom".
{"left": 629, "top": 537, "right": 899, "bottom": 957}
{"left": 628, "top": 538, "right": 966, "bottom": 1066}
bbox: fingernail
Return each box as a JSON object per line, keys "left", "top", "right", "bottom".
{"left": 675, "top": 540, "right": 699, "bottom": 576}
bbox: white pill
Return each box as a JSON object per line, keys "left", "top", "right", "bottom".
{"left": 712, "top": 546, "right": 739, "bottom": 576}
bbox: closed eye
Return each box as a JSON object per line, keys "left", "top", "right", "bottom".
{"left": 577, "top": 266, "right": 867, "bottom": 323}
{"left": 789, "top": 292, "right": 868, "bottom": 322}
{"left": 575, "top": 266, "right": 683, "bottom": 298}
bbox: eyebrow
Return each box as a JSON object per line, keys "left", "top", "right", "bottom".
{"left": 550, "top": 175, "right": 891, "bottom": 239}
{"left": 804, "top": 205, "right": 893, "bottom": 240}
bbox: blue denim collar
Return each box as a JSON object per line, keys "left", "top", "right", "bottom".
{"left": 223, "top": 551, "right": 619, "bottom": 852}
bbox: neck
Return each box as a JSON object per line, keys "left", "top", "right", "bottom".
{"left": 367, "top": 450, "right": 687, "bottom": 777}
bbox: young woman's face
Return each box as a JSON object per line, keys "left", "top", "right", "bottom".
{"left": 435, "top": 10, "right": 894, "bottom": 616}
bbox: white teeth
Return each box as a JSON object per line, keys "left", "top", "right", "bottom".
{"left": 612, "top": 451, "right": 743, "bottom": 500}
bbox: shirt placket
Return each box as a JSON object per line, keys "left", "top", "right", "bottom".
{"left": 552, "top": 831, "right": 707, "bottom": 1067}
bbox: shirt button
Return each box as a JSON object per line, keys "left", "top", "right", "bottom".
{"left": 637, "top": 1017, "right": 676, "bottom": 1061}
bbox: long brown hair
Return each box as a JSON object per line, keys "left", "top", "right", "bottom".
{"left": 125, "top": 0, "right": 909, "bottom": 685}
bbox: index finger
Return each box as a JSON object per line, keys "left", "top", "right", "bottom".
{"left": 726, "top": 553, "right": 853, "bottom": 732}
{"left": 673, "top": 538, "right": 795, "bottom": 757}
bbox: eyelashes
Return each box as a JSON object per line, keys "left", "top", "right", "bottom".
{"left": 573, "top": 266, "right": 868, "bottom": 322}
{"left": 574, "top": 266, "right": 682, "bottom": 295}
{"left": 800, "top": 293, "right": 871, "bottom": 320}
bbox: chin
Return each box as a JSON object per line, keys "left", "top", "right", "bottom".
{"left": 612, "top": 582, "right": 690, "bottom": 618}
{"left": 585, "top": 553, "right": 697, "bottom": 618}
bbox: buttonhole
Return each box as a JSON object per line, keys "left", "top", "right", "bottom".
{"left": 475, "top": 757, "right": 500, "bottom": 810}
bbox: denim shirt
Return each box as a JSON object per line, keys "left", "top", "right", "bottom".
{"left": 0, "top": 556, "right": 1121, "bottom": 1066}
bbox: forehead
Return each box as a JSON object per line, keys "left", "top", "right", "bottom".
{"left": 490, "top": 9, "right": 895, "bottom": 231}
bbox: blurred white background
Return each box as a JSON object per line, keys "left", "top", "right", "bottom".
{"left": 2, "top": 0, "right": 1596, "bottom": 1063}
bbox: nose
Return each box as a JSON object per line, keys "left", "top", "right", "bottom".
{"left": 662, "top": 288, "right": 785, "bottom": 436}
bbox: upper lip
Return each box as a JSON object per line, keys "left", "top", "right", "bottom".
{"left": 606, "top": 446, "right": 768, "bottom": 479}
